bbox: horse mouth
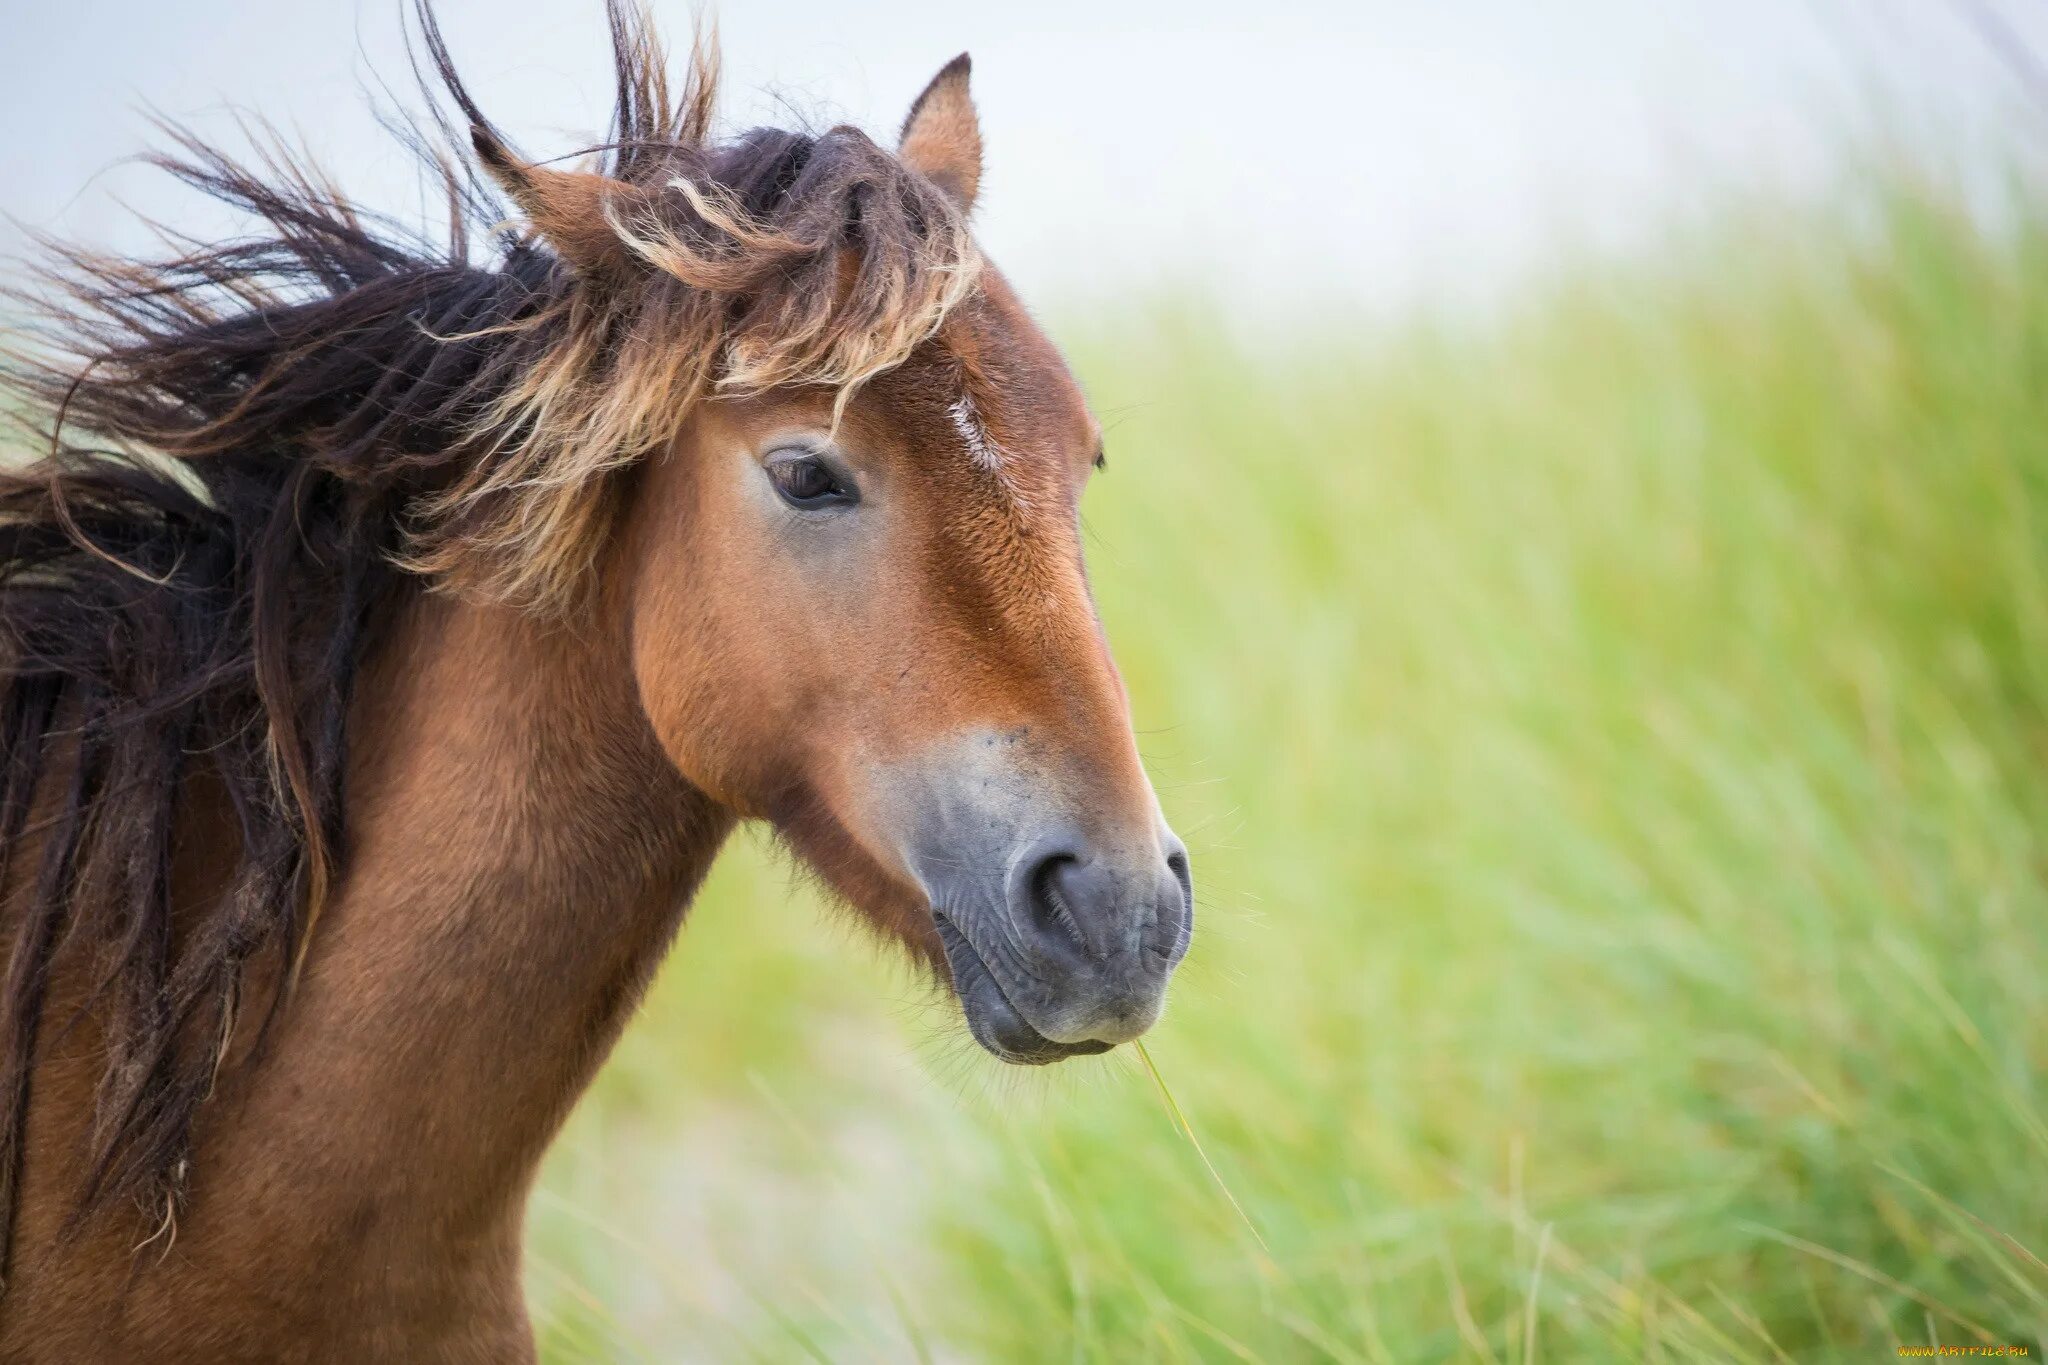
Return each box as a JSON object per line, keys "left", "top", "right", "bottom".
{"left": 933, "top": 914, "right": 1115, "bottom": 1066}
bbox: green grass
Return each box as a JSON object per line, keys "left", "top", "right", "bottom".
{"left": 526, "top": 171, "right": 2048, "bottom": 1362}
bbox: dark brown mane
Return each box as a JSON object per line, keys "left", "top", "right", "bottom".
{"left": 0, "top": 0, "right": 975, "bottom": 1279}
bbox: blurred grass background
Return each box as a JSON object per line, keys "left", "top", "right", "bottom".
{"left": 523, "top": 163, "right": 2048, "bottom": 1362}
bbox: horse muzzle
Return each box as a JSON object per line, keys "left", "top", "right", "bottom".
{"left": 925, "top": 825, "right": 1193, "bottom": 1065}
{"left": 864, "top": 726, "right": 1193, "bottom": 1063}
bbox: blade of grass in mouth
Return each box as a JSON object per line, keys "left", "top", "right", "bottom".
{"left": 1133, "top": 1039, "right": 1273, "bottom": 1260}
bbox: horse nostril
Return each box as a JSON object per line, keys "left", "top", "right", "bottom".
{"left": 1024, "top": 853, "right": 1093, "bottom": 960}
{"left": 1159, "top": 845, "right": 1194, "bottom": 963}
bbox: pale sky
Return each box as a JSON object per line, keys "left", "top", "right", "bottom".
{"left": 5, "top": 1, "right": 2048, "bottom": 317}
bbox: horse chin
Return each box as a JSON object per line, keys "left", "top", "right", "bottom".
{"left": 933, "top": 914, "right": 1115, "bottom": 1066}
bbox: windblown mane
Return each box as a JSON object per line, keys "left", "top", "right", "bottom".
{"left": 0, "top": 0, "right": 976, "bottom": 1275}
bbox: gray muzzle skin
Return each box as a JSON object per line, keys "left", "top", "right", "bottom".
{"left": 878, "top": 729, "right": 1193, "bottom": 1064}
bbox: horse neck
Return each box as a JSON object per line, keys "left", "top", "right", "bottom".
{"left": 198, "top": 584, "right": 733, "bottom": 1257}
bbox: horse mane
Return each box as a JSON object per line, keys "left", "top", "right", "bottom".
{"left": 0, "top": 0, "right": 977, "bottom": 1274}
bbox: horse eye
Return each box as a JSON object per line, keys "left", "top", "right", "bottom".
{"left": 767, "top": 453, "right": 855, "bottom": 510}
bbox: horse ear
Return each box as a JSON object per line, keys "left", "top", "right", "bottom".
{"left": 471, "top": 127, "right": 635, "bottom": 276}
{"left": 898, "top": 55, "right": 982, "bottom": 213}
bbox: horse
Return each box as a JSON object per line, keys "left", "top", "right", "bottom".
{"left": 0, "top": 5, "right": 1192, "bottom": 1357}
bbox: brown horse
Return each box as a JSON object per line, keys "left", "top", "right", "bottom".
{"left": 0, "top": 6, "right": 1190, "bottom": 1358}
